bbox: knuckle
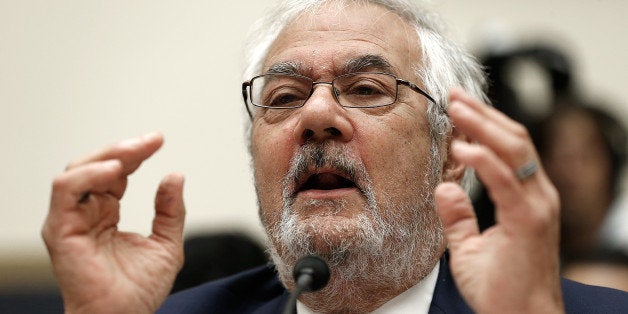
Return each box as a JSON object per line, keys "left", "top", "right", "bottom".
{"left": 507, "top": 141, "right": 528, "bottom": 159}
{"left": 494, "top": 170, "right": 515, "bottom": 187}
{"left": 40, "top": 225, "right": 50, "bottom": 241}
{"left": 546, "top": 186, "right": 561, "bottom": 216}
{"left": 41, "top": 224, "right": 56, "bottom": 247}
{"left": 51, "top": 174, "right": 70, "bottom": 191}
{"left": 528, "top": 209, "right": 550, "bottom": 228}
{"left": 467, "top": 145, "right": 491, "bottom": 164}
{"left": 511, "top": 123, "right": 530, "bottom": 139}
{"left": 525, "top": 200, "right": 556, "bottom": 232}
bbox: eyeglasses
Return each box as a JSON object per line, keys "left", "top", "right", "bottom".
{"left": 241, "top": 72, "right": 436, "bottom": 119}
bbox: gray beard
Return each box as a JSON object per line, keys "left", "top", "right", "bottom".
{"left": 264, "top": 142, "right": 444, "bottom": 293}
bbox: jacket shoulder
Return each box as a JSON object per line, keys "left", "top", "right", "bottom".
{"left": 561, "top": 278, "right": 628, "bottom": 313}
{"left": 157, "top": 265, "right": 288, "bottom": 314}
{"left": 431, "top": 252, "right": 628, "bottom": 314}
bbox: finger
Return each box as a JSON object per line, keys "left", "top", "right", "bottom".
{"left": 450, "top": 140, "right": 537, "bottom": 226}
{"left": 435, "top": 182, "right": 479, "bottom": 248}
{"left": 45, "top": 159, "right": 123, "bottom": 240}
{"left": 65, "top": 132, "right": 163, "bottom": 199}
{"left": 451, "top": 140, "right": 521, "bottom": 198}
{"left": 150, "top": 173, "right": 186, "bottom": 247}
{"left": 449, "top": 87, "right": 522, "bottom": 134}
{"left": 447, "top": 89, "right": 536, "bottom": 170}
{"left": 66, "top": 132, "right": 164, "bottom": 176}
{"left": 51, "top": 159, "right": 124, "bottom": 209}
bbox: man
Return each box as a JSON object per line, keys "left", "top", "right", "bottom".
{"left": 42, "top": 0, "right": 628, "bottom": 313}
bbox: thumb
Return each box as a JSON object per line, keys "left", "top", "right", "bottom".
{"left": 435, "top": 182, "right": 479, "bottom": 250}
{"left": 151, "top": 173, "right": 186, "bottom": 245}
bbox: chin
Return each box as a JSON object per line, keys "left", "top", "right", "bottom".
{"left": 300, "top": 215, "right": 371, "bottom": 255}
{"left": 272, "top": 206, "right": 384, "bottom": 266}
{"left": 267, "top": 212, "right": 379, "bottom": 287}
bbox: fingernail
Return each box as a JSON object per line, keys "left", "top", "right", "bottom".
{"left": 144, "top": 131, "right": 161, "bottom": 140}
{"left": 449, "top": 100, "right": 468, "bottom": 112}
{"left": 102, "top": 159, "right": 121, "bottom": 169}
{"left": 451, "top": 140, "right": 472, "bottom": 153}
{"left": 142, "top": 131, "right": 163, "bottom": 144}
{"left": 119, "top": 136, "right": 142, "bottom": 147}
{"left": 118, "top": 132, "right": 161, "bottom": 147}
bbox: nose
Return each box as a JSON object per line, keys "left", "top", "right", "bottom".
{"left": 293, "top": 84, "right": 354, "bottom": 144}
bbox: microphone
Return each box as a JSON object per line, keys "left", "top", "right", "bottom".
{"left": 282, "top": 255, "right": 330, "bottom": 314}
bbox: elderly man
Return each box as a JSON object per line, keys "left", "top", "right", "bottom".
{"left": 42, "top": 0, "right": 628, "bottom": 313}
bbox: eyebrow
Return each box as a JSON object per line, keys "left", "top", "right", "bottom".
{"left": 265, "top": 54, "right": 393, "bottom": 76}
{"left": 344, "top": 54, "right": 393, "bottom": 73}
{"left": 267, "top": 61, "right": 301, "bottom": 75}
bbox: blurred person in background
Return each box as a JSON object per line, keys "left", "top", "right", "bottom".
{"left": 534, "top": 100, "right": 628, "bottom": 290}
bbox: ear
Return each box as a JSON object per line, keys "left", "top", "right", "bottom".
{"left": 442, "top": 126, "right": 469, "bottom": 183}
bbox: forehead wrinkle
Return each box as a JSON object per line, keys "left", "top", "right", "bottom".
{"left": 366, "top": 8, "right": 420, "bottom": 75}
{"left": 263, "top": 3, "right": 419, "bottom": 79}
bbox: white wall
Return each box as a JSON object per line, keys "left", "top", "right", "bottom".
{"left": 1, "top": 0, "right": 626, "bottom": 268}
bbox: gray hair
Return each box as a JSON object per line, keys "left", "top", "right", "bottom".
{"left": 243, "top": 0, "right": 488, "bottom": 190}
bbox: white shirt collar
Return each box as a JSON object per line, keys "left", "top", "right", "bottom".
{"left": 296, "top": 261, "right": 440, "bottom": 313}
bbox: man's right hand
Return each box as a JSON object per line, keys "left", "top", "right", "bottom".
{"left": 42, "top": 132, "right": 186, "bottom": 313}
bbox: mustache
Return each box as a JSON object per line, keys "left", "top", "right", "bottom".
{"left": 283, "top": 141, "right": 371, "bottom": 199}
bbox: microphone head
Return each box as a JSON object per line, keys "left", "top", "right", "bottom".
{"left": 292, "top": 255, "right": 330, "bottom": 292}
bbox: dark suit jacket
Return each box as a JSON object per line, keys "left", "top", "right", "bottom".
{"left": 157, "top": 255, "right": 628, "bottom": 313}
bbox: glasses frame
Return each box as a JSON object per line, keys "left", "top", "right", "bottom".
{"left": 241, "top": 71, "right": 436, "bottom": 120}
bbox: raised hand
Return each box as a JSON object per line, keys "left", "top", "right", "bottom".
{"left": 435, "top": 88, "right": 564, "bottom": 313}
{"left": 42, "top": 132, "right": 185, "bottom": 314}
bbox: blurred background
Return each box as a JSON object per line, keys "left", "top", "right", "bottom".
{"left": 1, "top": 0, "right": 626, "bottom": 311}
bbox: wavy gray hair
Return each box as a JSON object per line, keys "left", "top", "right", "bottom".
{"left": 243, "top": 0, "right": 488, "bottom": 190}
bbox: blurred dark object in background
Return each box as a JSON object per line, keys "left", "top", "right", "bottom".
{"left": 482, "top": 44, "right": 573, "bottom": 129}
{"left": 171, "top": 232, "right": 267, "bottom": 293}
{"left": 473, "top": 44, "right": 574, "bottom": 231}
{"left": 0, "top": 289, "right": 63, "bottom": 314}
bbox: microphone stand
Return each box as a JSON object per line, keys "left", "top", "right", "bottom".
{"left": 282, "top": 255, "right": 330, "bottom": 314}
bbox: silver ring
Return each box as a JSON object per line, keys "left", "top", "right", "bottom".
{"left": 515, "top": 160, "right": 538, "bottom": 180}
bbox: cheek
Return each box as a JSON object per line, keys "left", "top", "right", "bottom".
{"left": 251, "top": 124, "right": 295, "bottom": 212}
{"left": 359, "top": 113, "right": 433, "bottom": 196}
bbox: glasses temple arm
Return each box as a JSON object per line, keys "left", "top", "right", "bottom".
{"left": 397, "top": 79, "right": 438, "bottom": 104}
{"left": 242, "top": 82, "right": 254, "bottom": 120}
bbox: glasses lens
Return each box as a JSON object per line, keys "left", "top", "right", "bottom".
{"left": 334, "top": 73, "right": 397, "bottom": 107}
{"left": 251, "top": 74, "right": 312, "bottom": 108}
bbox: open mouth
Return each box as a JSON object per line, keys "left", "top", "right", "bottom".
{"left": 298, "top": 172, "right": 357, "bottom": 192}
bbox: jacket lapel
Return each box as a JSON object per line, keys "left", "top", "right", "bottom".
{"left": 428, "top": 253, "right": 474, "bottom": 313}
